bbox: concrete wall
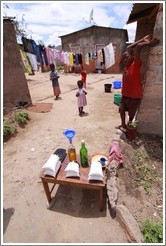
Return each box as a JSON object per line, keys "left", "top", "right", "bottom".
{"left": 61, "top": 26, "right": 128, "bottom": 74}
{"left": 137, "top": 4, "right": 163, "bottom": 136}
{"left": 3, "top": 20, "right": 32, "bottom": 113}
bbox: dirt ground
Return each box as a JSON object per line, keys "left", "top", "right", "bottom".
{"left": 3, "top": 71, "right": 163, "bottom": 244}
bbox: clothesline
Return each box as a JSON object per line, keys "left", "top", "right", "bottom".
{"left": 20, "top": 36, "right": 115, "bottom": 74}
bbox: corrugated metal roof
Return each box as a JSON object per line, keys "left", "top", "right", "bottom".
{"left": 59, "top": 25, "right": 128, "bottom": 38}
{"left": 126, "top": 3, "right": 160, "bottom": 24}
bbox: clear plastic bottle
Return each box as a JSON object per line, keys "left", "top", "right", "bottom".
{"left": 80, "top": 140, "right": 88, "bottom": 167}
{"left": 68, "top": 140, "right": 77, "bottom": 162}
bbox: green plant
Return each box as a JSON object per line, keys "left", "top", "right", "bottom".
{"left": 127, "top": 120, "right": 138, "bottom": 128}
{"left": 15, "top": 110, "right": 30, "bottom": 125}
{"left": 140, "top": 219, "right": 163, "bottom": 243}
{"left": 3, "top": 121, "right": 17, "bottom": 137}
{"left": 132, "top": 150, "right": 152, "bottom": 194}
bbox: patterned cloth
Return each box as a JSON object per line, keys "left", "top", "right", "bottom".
{"left": 109, "top": 142, "right": 123, "bottom": 165}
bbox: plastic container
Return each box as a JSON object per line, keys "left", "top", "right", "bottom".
{"left": 113, "top": 81, "right": 122, "bottom": 89}
{"left": 63, "top": 129, "right": 76, "bottom": 142}
{"left": 126, "top": 127, "right": 137, "bottom": 141}
{"left": 114, "top": 94, "right": 122, "bottom": 105}
{"left": 100, "top": 157, "right": 106, "bottom": 167}
{"left": 104, "top": 84, "right": 112, "bottom": 93}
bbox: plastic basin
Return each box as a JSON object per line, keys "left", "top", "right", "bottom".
{"left": 113, "top": 81, "right": 122, "bottom": 89}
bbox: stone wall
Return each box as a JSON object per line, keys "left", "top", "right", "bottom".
{"left": 137, "top": 4, "right": 163, "bottom": 136}
{"left": 3, "top": 19, "right": 32, "bottom": 113}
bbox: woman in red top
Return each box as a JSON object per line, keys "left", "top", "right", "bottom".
{"left": 117, "top": 34, "right": 160, "bottom": 133}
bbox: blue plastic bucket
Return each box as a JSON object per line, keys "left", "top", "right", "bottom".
{"left": 113, "top": 81, "right": 122, "bottom": 89}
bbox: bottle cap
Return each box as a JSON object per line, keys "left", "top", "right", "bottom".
{"left": 81, "top": 140, "right": 85, "bottom": 143}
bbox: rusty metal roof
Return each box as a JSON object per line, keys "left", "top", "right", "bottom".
{"left": 59, "top": 25, "right": 128, "bottom": 40}
{"left": 126, "top": 3, "right": 160, "bottom": 24}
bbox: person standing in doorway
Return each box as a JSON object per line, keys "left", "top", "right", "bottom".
{"left": 116, "top": 34, "right": 160, "bottom": 133}
{"left": 49, "top": 63, "right": 61, "bottom": 100}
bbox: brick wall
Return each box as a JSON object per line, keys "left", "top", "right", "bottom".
{"left": 137, "top": 4, "right": 163, "bottom": 136}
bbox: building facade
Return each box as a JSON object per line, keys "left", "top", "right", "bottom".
{"left": 59, "top": 25, "right": 128, "bottom": 74}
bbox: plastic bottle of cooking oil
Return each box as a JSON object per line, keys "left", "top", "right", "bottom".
{"left": 68, "top": 140, "right": 77, "bottom": 162}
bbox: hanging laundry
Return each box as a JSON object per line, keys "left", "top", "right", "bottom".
{"left": 68, "top": 52, "right": 74, "bottom": 66}
{"left": 38, "top": 45, "right": 49, "bottom": 66}
{"left": 104, "top": 43, "right": 115, "bottom": 69}
{"left": 85, "top": 53, "right": 90, "bottom": 65}
{"left": 58, "top": 51, "right": 65, "bottom": 63}
{"left": 97, "top": 49, "right": 103, "bottom": 64}
{"left": 45, "top": 47, "right": 56, "bottom": 65}
{"left": 26, "top": 52, "right": 38, "bottom": 71}
{"left": 74, "top": 54, "right": 79, "bottom": 65}
{"left": 64, "top": 52, "right": 69, "bottom": 65}
{"left": 22, "top": 36, "right": 34, "bottom": 54}
{"left": 20, "top": 49, "right": 32, "bottom": 74}
{"left": 30, "top": 39, "right": 42, "bottom": 64}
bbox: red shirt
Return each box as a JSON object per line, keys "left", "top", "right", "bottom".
{"left": 81, "top": 71, "right": 87, "bottom": 82}
{"left": 122, "top": 60, "right": 143, "bottom": 99}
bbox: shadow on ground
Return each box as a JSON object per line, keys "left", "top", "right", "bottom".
{"left": 50, "top": 185, "right": 107, "bottom": 218}
{"left": 3, "top": 207, "right": 15, "bottom": 234}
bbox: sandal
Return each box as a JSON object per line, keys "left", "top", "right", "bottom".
{"left": 119, "top": 126, "right": 127, "bottom": 133}
{"left": 115, "top": 125, "right": 127, "bottom": 133}
{"left": 115, "top": 125, "right": 121, "bottom": 129}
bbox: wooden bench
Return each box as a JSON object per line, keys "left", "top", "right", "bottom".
{"left": 40, "top": 155, "right": 106, "bottom": 211}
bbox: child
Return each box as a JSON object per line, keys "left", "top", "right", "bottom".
{"left": 49, "top": 63, "right": 61, "bottom": 100}
{"left": 76, "top": 80, "right": 87, "bottom": 117}
{"left": 80, "top": 68, "right": 87, "bottom": 89}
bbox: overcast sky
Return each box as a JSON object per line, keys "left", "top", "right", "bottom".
{"left": 2, "top": 1, "right": 137, "bottom": 46}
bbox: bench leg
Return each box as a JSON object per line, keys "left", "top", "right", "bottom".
{"left": 41, "top": 179, "right": 52, "bottom": 203}
{"left": 99, "top": 186, "right": 107, "bottom": 211}
{"left": 99, "top": 188, "right": 104, "bottom": 211}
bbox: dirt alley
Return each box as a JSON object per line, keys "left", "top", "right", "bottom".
{"left": 3, "top": 71, "right": 163, "bottom": 244}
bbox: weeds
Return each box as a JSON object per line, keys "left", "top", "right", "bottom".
{"left": 132, "top": 150, "right": 162, "bottom": 194}
{"left": 15, "top": 110, "right": 30, "bottom": 126}
{"left": 3, "top": 110, "right": 30, "bottom": 141}
{"left": 140, "top": 219, "right": 163, "bottom": 243}
{"left": 3, "top": 120, "right": 17, "bottom": 137}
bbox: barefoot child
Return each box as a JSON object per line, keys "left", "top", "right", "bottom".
{"left": 76, "top": 80, "right": 87, "bottom": 117}
{"left": 50, "top": 63, "right": 61, "bottom": 100}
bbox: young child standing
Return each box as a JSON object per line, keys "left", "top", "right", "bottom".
{"left": 49, "top": 63, "right": 61, "bottom": 100}
{"left": 80, "top": 68, "right": 87, "bottom": 89}
{"left": 76, "top": 80, "right": 87, "bottom": 117}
